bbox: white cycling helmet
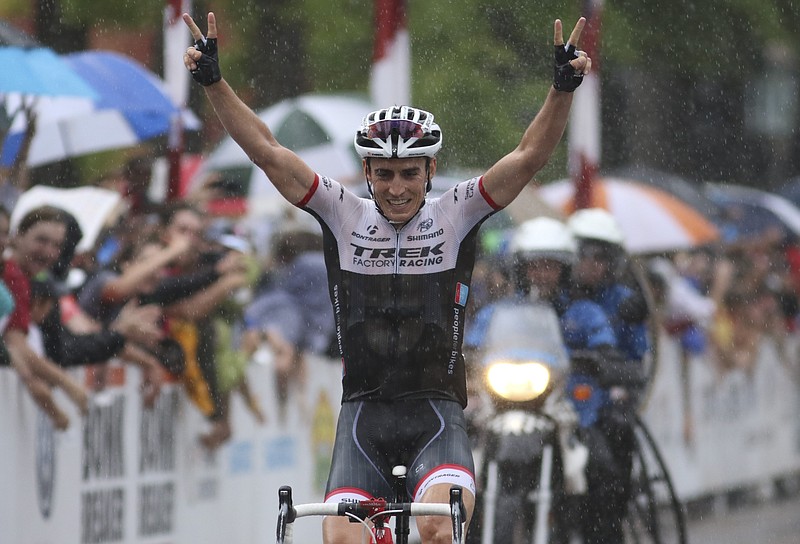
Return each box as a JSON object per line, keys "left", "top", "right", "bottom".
{"left": 510, "top": 217, "right": 577, "bottom": 264}
{"left": 567, "top": 208, "right": 625, "bottom": 246}
{"left": 354, "top": 106, "right": 442, "bottom": 159}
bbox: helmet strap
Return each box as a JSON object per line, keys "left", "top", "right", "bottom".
{"left": 364, "top": 158, "right": 374, "bottom": 198}
{"left": 425, "top": 158, "right": 432, "bottom": 193}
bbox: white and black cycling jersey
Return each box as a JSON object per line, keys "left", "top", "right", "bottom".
{"left": 297, "top": 174, "right": 501, "bottom": 407}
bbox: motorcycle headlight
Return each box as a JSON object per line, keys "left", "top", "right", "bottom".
{"left": 485, "top": 360, "right": 551, "bottom": 402}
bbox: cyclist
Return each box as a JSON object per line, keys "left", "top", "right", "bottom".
{"left": 183, "top": 11, "right": 590, "bottom": 544}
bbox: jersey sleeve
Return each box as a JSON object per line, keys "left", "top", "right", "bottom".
{"left": 436, "top": 176, "right": 502, "bottom": 240}
{"left": 296, "top": 174, "right": 366, "bottom": 230}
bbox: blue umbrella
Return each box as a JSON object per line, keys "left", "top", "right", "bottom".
{"left": 65, "top": 50, "right": 183, "bottom": 141}
{"left": 2, "top": 50, "right": 198, "bottom": 167}
{"left": 0, "top": 46, "right": 96, "bottom": 97}
{"left": 705, "top": 183, "right": 800, "bottom": 242}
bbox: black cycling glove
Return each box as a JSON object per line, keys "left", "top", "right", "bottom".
{"left": 553, "top": 43, "right": 583, "bottom": 92}
{"left": 191, "top": 37, "right": 222, "bottom": 86}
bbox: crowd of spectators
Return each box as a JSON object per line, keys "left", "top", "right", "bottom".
{"left": 0, "top": 155, "right": 335, "bottom": 449}
{"left": 647, "top": 225, "right": 798, "bottom": 376}
{"left": 640, "top": 223, "right": 800, "bottom": 444}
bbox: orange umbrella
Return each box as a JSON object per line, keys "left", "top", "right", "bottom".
{"left": 537, "top": 177, "right": 719, "bottom": 254}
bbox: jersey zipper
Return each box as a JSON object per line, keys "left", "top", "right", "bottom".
{"left": 393, "top": 226, "right": 403, "bottom": 275}
{"left": 389, "top": 225, "right": 405, "bottom": 359}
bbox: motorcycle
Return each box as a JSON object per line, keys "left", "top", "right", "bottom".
{"left": 467, "top": 298, "right": 686, "bottom": 544}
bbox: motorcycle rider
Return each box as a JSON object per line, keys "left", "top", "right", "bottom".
{"left": 467, "top": 217, "right": 631, "bottom": 543}
{"left": 566, "top": 208, "right": 648, "bottom": 543}
{"left": 512, "top": 217, "right": 617, "bottom": 353}
{"left": 467, "top": 217, "right": 619, "bottom": 364}
{"left": 567, "top": 208, "right": 649, "bottom": 365}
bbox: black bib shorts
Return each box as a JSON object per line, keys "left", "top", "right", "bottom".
{"left": 324, "top": 398, "right": 476, "bottom": 503}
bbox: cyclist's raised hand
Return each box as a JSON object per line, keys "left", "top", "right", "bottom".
{"left": 183, "top": 12, "right": 221, "bottom": 86}
{"left": 553, "top": 17, "right": 591, "bottom": 92}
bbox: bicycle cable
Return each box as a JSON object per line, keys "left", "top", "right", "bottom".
{"left": 343, "top": 511, "right": 376, "bottom": 544}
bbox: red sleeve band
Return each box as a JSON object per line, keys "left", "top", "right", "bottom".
{"left": 478, "top": 176, "right": 502, "bottom": 210}
{"left": 295, "top": 174, "right": 320, "bottom": 208}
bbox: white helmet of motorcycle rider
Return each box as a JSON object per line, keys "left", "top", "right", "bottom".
{"left": 511, "top": 217, "right": 576, "bottom": 297}
{"left": 566, "top": 208, "right": 625, "bottom": 246}
{"left": 511, "top": 217, "right": 577, "bottom": 263}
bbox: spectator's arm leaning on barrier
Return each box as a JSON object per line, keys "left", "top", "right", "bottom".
{"left": 4, "top": 341, "right": 73, "bottom": 430}
{"left": 40, "top": 299, "right": 162, "bottom": 365}
{"left": 108, "top": 300, "right": 163, "bottom": 349}
{"left": 38, "top": 294, "right": 165, "bottom": 406}
{"left": 112, "top": 303, "right": 167, "bottom": 401}
{"left": 46, "top": 325, "right": 165, "bottom": 407}
{"left": 139, "top": 267, "right": 220, "bottom": 306}
{"left": 4, "top": 328, "right": 88, "bottom": 428}
{"left": 118, "top": 342, "right": 166, "bottom": 407}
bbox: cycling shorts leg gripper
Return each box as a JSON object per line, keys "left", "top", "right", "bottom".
{"left": 412, "top": 464, "right": 476, "bottom": 503}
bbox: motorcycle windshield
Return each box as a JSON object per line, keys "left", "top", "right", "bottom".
{"left": 481, "top": 300, "right": 570, "bottom": 374}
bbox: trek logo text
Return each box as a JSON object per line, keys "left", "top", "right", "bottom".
{"left": 351, "top": 242, "right": 446, "bottom": 268}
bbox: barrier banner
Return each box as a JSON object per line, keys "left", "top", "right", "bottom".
{"left": 0, "top": 355, "right": 342, "bottom": 544}
{"left": 3, "top": 335, "right": 800, "bottom": 543}
{"left": 642, "top": 333, "right": 800, "bottom": 499}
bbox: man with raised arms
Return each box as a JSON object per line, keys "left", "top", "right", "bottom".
{"left": 183, "top": 11, "right": 590, "bottom": 543}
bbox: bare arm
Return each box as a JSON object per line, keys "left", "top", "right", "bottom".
{"left": 119, "top": 342, "right": 165, "bottom": 408}
{"left": 183, "top": 12, "right": 315, "bottom": 204}
{"left": 102, "top": 236, "right": 191, "bottom": 303}
{"left": 5, "top": 329, "right": 89, "bottom": 415}
{"left": 482, "top": 18, "right": 590, "bottom": 208}
{"left": 165, "top": 272, "right": 247, "bottom": 321}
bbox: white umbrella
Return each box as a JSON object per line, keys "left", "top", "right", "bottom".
{"left": 3, "top": 94, "right": 136, "bottom": 166}
{"left": 537, "top": 177, "right": 720, "bottom": 254}
{"left": 10, "top": 186, "right": 124, "bottom": 252}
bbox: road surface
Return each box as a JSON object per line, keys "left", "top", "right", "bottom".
{"left": 685, "top": 486, "right": 800, "bottom": 544}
